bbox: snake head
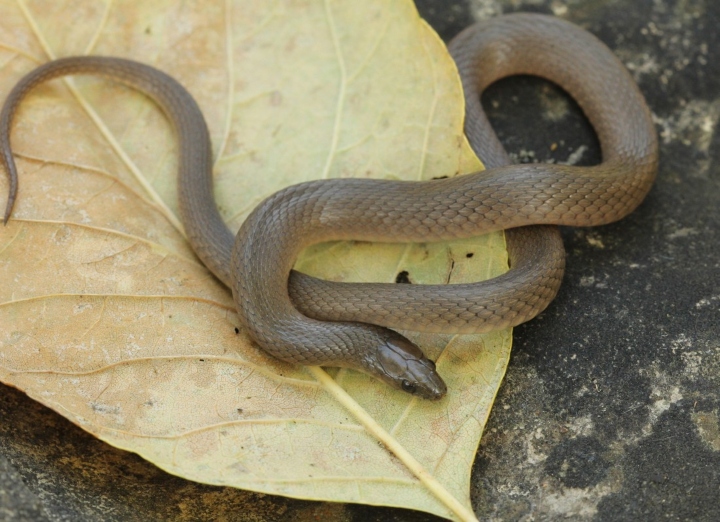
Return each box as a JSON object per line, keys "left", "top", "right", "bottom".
{"left": 369, "top": 330, "right": 447, "bottom": 400}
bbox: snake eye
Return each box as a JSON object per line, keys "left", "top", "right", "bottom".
{"left": 428, "top": 360, "right": 436, "bottom": 370}
{"left": 401, "top": 380, "right": 416, "bottom": 394}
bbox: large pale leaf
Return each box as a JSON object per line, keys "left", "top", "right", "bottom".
{"left": 0, "top": 1, "right": 510, "bottom": 520}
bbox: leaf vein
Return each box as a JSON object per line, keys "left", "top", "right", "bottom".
{"left": 320, "top": 0, "right": 346, "bottom": 180}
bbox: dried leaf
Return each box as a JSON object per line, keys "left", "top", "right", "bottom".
{"left": 0, "top": 1, "right": 510, "bottom": 520}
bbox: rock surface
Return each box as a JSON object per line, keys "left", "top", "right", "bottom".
{"left": 2, "top": 0, "right": 718, "bottom": 520}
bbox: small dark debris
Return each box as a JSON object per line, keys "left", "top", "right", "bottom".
{"left": 395, "top": 270, "right": 412, "bottom": 284}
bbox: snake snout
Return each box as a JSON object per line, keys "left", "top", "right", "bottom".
{"left": 374, "top": 330, "right": 447, "bottom": 400}
{"left": 412, "top": 367, "right": 447, "bottom": 401}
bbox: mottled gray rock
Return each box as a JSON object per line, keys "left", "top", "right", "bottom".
{"left": 462, "top": 0, "right": 720, "bottom": 520}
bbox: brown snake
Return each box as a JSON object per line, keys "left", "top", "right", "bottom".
{"left": 1, "top": 14, "right": 657, "bottom": 400}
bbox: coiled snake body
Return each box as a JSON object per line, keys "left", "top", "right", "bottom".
{"left": 1, "top": 14, "right": 657, "bottom": 400}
